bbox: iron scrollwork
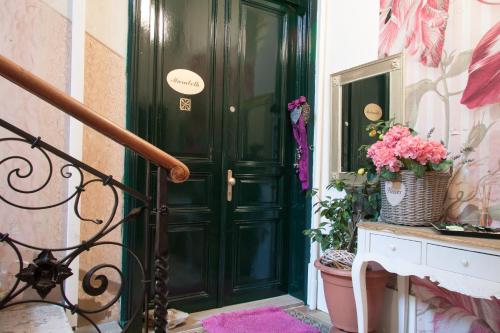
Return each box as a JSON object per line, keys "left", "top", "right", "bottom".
{"left": 0, "top": 119, "right": 166, "bottom": 332}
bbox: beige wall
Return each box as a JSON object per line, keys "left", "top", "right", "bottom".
{"left": 41, "top": 0, "right": 71, "bottom": 18}
{"left": 81, "top": 0, "right": 129, "bottom": 325}
{"left": 42, "top": 0, "right": 129, "bottom": 57}
{"left": 0, "top": 0, "right": 129, "bottom": 326}
{"left": 79, "top": 0, "right": 129, "bottom": 325}
{"left": 79, "top": 32, "right": 127, "bottom": 324}
{"left": 310, "top": 0, "right": 380, "bottom": 312}
{"left": 0, "top": 0, "right": 71, "bottom": 300}
{"left": 86, "top": 0, "right": 129, "bottom": 58}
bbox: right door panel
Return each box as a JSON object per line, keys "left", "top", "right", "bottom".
{"left": 222, "top": 0, "right": 295, "bottom": 305}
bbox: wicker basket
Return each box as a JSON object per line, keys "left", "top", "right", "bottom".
{"left": 380, "top": 170, "right": 451, "bottom": 226}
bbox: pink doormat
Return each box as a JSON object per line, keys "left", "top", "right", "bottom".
{"left": 202, "top": 306, "right": 320, "bottom": 333}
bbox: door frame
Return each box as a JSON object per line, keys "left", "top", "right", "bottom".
{"left": 122, "top": 0, "right": 317, "bottom": 321}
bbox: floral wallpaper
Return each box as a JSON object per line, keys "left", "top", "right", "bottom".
{"left": 411, "top": 277, "right": 500, "bottom": 333}
{"left": 380, "top": 0, "right": 500, "bottom": 227}
{"left": 379, "top": 0, "right": 500, "bottom": 331}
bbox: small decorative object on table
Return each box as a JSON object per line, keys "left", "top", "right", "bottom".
{"left": 479, "top": 182, "right": 492, "bottom": 227}
{"left": 431, "top": 222, "right": 500, "bottom": 239}
{"left": 366, "top": 121, "right": 452, "bottom": 226}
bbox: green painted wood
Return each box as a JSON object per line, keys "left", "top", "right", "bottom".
{"left": 153, "top": 0, "right": 223, "bottom": 312}
{"left": 125, "top": 0, "right": 316, "bottom": 316}
{"left": 222, "top": 0, "right": 291, "bottom": 305}
{"left": 287, "top": 0, "right": 317, "bottom": 302}
{"left": 341, "top": 74, "right": 390, "bottom": 172}
{"left": 121, "top": 0, "right": 159, "bottom": 328}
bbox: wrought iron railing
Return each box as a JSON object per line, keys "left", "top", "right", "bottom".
{"left": 0, "top": 55, "right": 188, "bottom": 332}
{"left": 0, "top": 118, "right": 169, "bottom": 332}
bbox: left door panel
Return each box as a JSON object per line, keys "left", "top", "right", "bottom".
{"left": 158, "top": 0, "right": 223, "bottom": 312}
{"left": 127, "top": 0, "right": 225, "bottom": 313}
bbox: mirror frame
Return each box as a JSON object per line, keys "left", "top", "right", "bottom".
{"left": 330, "top": 53, "right": 406, "bottom": 179}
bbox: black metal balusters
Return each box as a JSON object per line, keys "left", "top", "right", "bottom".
{"left": 0, "top": 119, "right": 170, "bottom": 332}
{"left": 153, "top": 167, "right": 169, "bottom": 332}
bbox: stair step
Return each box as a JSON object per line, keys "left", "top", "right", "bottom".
{"left": 0, "top": 304, "right": 73, "bottom": 333}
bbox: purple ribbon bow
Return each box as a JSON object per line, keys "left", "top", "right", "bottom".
{"left": 288, "top": 96, "right": 309, "bottom": 191}
{"left": 287, "top": 96, "right": 307, "bottom": 111}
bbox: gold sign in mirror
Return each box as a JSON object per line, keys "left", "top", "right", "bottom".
{"left": 330, "top": 53, "right": 406, "bottom": 179}
{"left": 364, "top": 103, "right": 383, "bottom": 121}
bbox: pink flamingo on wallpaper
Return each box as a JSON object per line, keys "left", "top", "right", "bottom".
{"left": 461, "top": 22, "right": 500, "bottom": 109}
{"left": 379, "top": 0, "right": 450, "bottom": 67}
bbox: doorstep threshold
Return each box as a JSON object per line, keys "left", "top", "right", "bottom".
{"left": 170, "top": 294, "right": 304, "bottom": 333}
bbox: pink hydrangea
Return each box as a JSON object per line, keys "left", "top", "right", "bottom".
{"left": 367, "top": 125, "right": 448, "bottom": 173}
{"left": 394, "top": 136, "right": 447, "bottom": 165}
{"left": 367, "top": 140, "right": 402, "bottom": 172}
{"left": 395, "top": 135, "right": 426, "bottom": 163}
{"left": 382, "top": 125, "right": 412, "bottom": 147}
{"left": 421, "top": 140, "right": 448, "bottom": 164}
{"left": 387, "top": 157, "right": 403, "bottom": 172}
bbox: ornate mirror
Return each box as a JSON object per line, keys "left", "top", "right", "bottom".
{"left": 330, "top": 53, "right": 406, "bottom": 178}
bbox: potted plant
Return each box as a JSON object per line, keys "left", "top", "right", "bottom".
{"left": 366, "top": 121, "right": 452, "bottom": 226}
{"left": 304, "top": 175, "right": 390, "bottom": 333}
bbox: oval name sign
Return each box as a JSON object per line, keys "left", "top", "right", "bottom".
{"left": 166, "top": 69, "right": 205, "bottom": 95}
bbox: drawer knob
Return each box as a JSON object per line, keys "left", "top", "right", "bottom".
{"left": 461, "top": 259, "right": 469, "bottom": 267}
{"left": 389, "top": 244, "right": 396, "bottom": 251}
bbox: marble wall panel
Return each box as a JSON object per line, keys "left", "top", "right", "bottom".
{"left": 0, "top": 0, "right": 71, "bottom": 300}
{"left": 0, "top": 1, "right": 130, "bottom": 325}
{"left": 79, "top": 33, "right": 126, "bottom": 324}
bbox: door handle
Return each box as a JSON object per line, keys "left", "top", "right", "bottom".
{"left": 227, "top": 169, "right": 236, "bottom": 202}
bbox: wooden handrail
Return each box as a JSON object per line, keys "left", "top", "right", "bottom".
{"left": 0, "top": 54, "right": 189, "bottom": 183}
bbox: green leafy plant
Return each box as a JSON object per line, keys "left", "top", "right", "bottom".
{"left": 303, "top": 175, "right": 380, "bottom": 253}
{"left": 303, "top": 121, "right": 398, "bottom": 255}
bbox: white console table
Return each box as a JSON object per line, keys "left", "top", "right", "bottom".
{"left": 352, "top": 222, "right": 500, "bottom": 333}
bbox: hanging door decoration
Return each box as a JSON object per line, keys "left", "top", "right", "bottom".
{"left": 288, "top": 96, "right": 310, "bottom": 191}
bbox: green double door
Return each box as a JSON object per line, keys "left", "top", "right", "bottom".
{"left": 128, "top": 0, "right": 312, "bottom": 313}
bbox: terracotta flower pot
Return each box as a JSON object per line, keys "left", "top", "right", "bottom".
{"left": 315, "top": 259, "right": 390, "bottom": 332}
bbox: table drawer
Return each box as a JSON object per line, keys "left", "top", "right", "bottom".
{"left": 427, "top": 244, "right": 500, "bottom": 283}
{"left": 369, "top": 234, "right": 422, "bottom": 264}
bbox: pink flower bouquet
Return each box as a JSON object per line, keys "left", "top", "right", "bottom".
{"left": 367, "top": 124, "right": 452, "bottom": 179}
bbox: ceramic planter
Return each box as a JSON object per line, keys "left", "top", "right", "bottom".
{"left": 315, "top": 259, "right": 390, "bottom": 332}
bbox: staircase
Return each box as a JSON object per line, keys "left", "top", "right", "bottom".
{"left": 0, "top": 54, "right": 189, "bottom": 332}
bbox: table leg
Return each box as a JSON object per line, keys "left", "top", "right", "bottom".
{"left": 397, "top": 275, "right": 409, "bottom": 333}
{"left": 352, "top": 256, "right": 369, "bottom": 333}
